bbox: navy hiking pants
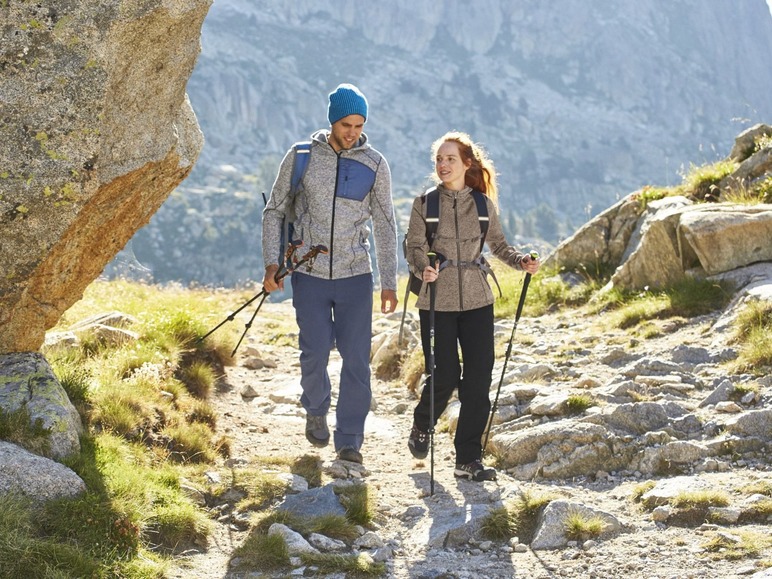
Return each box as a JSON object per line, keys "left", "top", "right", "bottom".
{"left": 291, "top": 271, "right": 373, "bottom": 452}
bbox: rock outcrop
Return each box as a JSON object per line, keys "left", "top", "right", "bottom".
{"left": 545, "top": 124, "right": 772, "bottom": 291}
{"left": 0, "top": 0, "right": 212, "bottom": 353}
{"left": 0, "top": 441, "right": 86, "bottom": 503}
{"left": 0, "top": 353, "right": 83, "bottom": 459}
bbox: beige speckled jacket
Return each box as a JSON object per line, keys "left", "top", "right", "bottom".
{"left": 405, "top": 185, "right": 526, "bottom": 312}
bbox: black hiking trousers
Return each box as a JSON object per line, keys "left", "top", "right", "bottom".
{"left": 414, "top": 304, "right": 494, "bottom": 465}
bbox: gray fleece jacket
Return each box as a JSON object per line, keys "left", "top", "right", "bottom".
{"left": 406, "top": 185, "right": 526, "bottom": 312}
{"left": 262, "top": 130, "right": 397, "bottom": 290}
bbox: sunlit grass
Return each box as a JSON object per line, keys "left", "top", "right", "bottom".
{"left": 596, "top": 278, "right": 734, "bottom": 329}
{"left": 564, "top": 510, "right": 604, "bottom": 541}
{"left": 0, "top": 406, "right": 52, "bottom": 457}
{"left": 336, "top": 484, "right": 375, "bottom": 526}
{"left": 565, "top": 394, "right": 596, "bottom": 415}
{"left": 7, "top": 279, "right": 251, "bottom": 576}
{"left": 702, "top": 529, "right": 772, "bottom": 561}
{"left": 730, "top": 301, "right": 772, "bottom": 374}
{"left": 480, "top": 491, "right": 557, "bottom": 543}
{"left": 671, "top": 490, "right": 731, "bottom": 509}
{"left": 631, "top": 481, "right": 657, "bottom": 505}
{"left": 681, "top": 159, "right": 737, "bottom": 201}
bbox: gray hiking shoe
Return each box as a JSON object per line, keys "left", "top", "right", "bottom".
{"left": 305, "top": 413, "right": 329, "bottom": 447}
{"left": 336, "top": 447, "right": 363, "bottom": 464}
{"left": 454, "top": 459, "right": 497, "bottom": 482}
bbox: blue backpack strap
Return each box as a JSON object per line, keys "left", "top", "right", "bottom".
{"left": 290, "top": 141, "right": 312, "bottom": 195}
{"left": 280, "top": 141, "right": 312, "bottom": 269}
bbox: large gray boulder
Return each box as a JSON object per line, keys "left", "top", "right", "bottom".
{"left": 611, "top": 203, "right": 772, "bottom": 290}
{"left": 0, "top": 0, "right": 211, "bottom": 353}
{"left": 542, "top": 194, "right": 644, "bottom": 273}
{"left": 0, "top": 441, "right": 86, "bottom": 502}
{"left": 0, "top": 352, "right": 83, "bottom": 459}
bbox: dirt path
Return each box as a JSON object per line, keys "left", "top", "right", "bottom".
{"left": 166, "top": 302, "right": 771, "bottom": 579}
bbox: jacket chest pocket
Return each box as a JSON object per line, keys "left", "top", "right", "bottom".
{"left": 336, "top": 158, "right": 376, "bottom": 202}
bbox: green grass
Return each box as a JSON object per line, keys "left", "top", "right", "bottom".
{"left": 702, "top": 529, "right": 772, "bottom": 562}
{"left": 492, "top": 263, "right": 602, "bottom": 319}
{"left": 731, "top": 301, "right": 772, "bottom": 374}
{"left": 0, "top": 405, "right": 52, "bottom": 457}
{"left": 336, "top": 484, "right": 375, "bottom": 526}
{"left": 232, "top": 532, "right": 289, "bottom": 570}
{"left": 480, "top": 491, "right": 556, "bottom": 543}
{"left": 635, "top": 185, "right": 670, "bottom": 209}
{"left": 598, "top": 278, "right": 734, "bottom": 330}
{"left": 681, "top": 160, "right": 737, "bottom": 201}
{"left": 741, "top": 480, "right": 772, "bottom": 497}
{"left": 0, "top": 280, "right": 249, "bottom": 577}
{"left": 565, "top": 394, "right": 596, "bottom": 415}
{"left": 177, "top": 360, "right": 218, "bottom": 399}
{"left": 233, "top": 488, "right": 381, "bottom": 577}
{"left": 0, "top": 494, "right": 102, "bottom": 578}
{"left": 564, "top": 510, "right": 604, "bottom": 541}
{"left": 207, "top": 468, "right": 289, "bottom": 512}
{"left": 631, "top": 481, "right": 656, "bottom": 505}
{"left": 300, "top": 552, "right": 385, "bottom": 575}
{"left": 480, "top": 505, "right": 516, "bottom": 540}
{"left": 670, "top": 490, "right": 731, "bottom": 509}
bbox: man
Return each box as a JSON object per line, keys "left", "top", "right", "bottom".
{"left": 262, "top": 83, "right": 398, "bottom": 464}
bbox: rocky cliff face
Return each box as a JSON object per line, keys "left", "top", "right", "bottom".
{"left": 114, "top": 0, "right": 772, "bottom": 286}
{"left": 0, "top": 1, "right": 212, "bottom": 353}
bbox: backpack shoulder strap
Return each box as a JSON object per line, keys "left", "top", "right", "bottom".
{"left": 422, "top": 186, "right": 440, "bottom": 247}
{"left": 470, "top": 190, "right": 489, "bottom": 253}
{"left": 280, "top": 141, "right": 312, "bottom": 270}
{"left": 290, "top": 141, "right": 312, "bottom": 195}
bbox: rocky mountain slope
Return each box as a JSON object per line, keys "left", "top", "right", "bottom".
{"left": 108, "top": 0, "right": 772, "bottom": 286}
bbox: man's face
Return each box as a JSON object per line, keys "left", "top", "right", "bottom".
{"left": 329, "top": 114, "right": 365, "bottom": 152}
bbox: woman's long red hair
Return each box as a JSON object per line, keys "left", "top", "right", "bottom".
{"left": 431, "top": 131, "right": 498, "bottom": 206}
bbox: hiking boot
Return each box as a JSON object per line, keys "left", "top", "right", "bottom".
{"left": 336, "top": 447, "right": 363, "bottom": 464}
{"left": 305, "top": 413, "right": 329, "bottom": 447}
{"left": 454, "top": 459, "right": 497, "bottom": 482}
{"left": 408, "top": 424, "right": 429, "bottom": 459}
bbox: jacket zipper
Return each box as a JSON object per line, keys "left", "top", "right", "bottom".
{"left": 328, "top": 151, "right": 341, "bottom": 279}
{"left": 453, "top": 191, "right": 464, "bottom": 310}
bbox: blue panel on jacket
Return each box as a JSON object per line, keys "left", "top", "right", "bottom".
{"left": 336, "top": 158, "right": 376, "bottom": 201}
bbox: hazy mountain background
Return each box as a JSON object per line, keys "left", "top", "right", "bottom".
{"left": 105, "top": 0, "right": 772, "bottom": 287}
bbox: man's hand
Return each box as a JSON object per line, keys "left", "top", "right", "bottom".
{"left": 262, "top": 264, "right": 283, "bottom": 292}
{"left": 381, "top": 289, "right": 398, "bottom": 314}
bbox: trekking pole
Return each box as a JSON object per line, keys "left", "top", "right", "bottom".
{"left": 482, "top": 251, "right": 539, "bottom": 456}
{"left": 198, "top": 241, "right": 303, "bottom": 344}
{"left": 427, "top": 251, "right": 437, "bottom": 496}
{"left": 230, "top": 244, "right": 328, "bottom": 356}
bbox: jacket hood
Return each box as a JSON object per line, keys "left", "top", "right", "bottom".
{"left": 311, "top": 128, "right": 370, "bottom": 151}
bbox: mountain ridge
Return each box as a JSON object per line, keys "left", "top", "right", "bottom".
{"left": 112, "top": 0, "right": 772, "bottom": 286}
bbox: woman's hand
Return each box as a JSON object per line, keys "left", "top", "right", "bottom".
{"left": 423, "top": 264, "right": 439, "bottom": 283}
{"left": 521, "top": 254, "right": 540, "bottom": 275}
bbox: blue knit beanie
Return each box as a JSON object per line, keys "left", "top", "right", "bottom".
{"left": 327, "top": 83, "right": 368, "bottom": 125}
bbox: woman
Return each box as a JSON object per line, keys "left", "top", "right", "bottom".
{"left": 405, "top": 131, "right": 540, "bottom": 482}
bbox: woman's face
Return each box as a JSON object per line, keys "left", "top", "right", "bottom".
{"left": 435, "top": 141, "right": 469, "bottom": 190}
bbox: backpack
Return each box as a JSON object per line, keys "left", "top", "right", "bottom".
{"left": 402, "top": 186, "right": 490, "bottom": 296}
{"left": 278, "top": 141, "right": 311, "bottom": 270}
{"left": 398, "top": 186, "right": 494, "bottom": 347}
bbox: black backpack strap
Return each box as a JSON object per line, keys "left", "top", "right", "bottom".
{"left": 470, "top": 190, "right": 489, "bottom": 253}
{"left": 423, "top": 186, "right": 440, "bottom": 247}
